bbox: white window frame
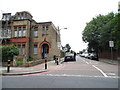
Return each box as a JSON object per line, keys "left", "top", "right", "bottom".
{"left": 34, "top": 30, "right": 38, "bottom": 37}
{"left": 34, "top": 45, "right": 38, "bottom": 54}
{"left": 14, "top": 31, "right": 17, "bottom": 37}
{"left": 19, "top": 30, "right": 22, "bottom": 37}
{"left": 23, "top": 30, "right": 26, "bottom": 37}
{"left": 34, "top": 27, "right": 38, "bottom": 37}
{"left": 23, "top": 27, "right": 26, "bottom": 37}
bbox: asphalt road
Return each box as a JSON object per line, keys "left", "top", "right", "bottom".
{"left": 2, "top": 56, "right": 119, "bottom": 88}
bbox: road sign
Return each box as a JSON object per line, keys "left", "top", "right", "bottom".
{"left": 109, "top": 41, "right": 114, "bottom": 47}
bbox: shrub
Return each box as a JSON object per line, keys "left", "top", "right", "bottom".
{"left": 1, "top": 45, "right": 19, "bottom": 62}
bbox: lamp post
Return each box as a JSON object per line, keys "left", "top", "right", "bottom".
{"left": 57, "top": 26, "right": 67, "bottom": 63}
{"left": 57, "top": 27, "right": 67, "bottom": 49}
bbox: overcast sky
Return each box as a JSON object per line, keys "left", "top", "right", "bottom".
{"left": 0, "top": 0, "right": 119, "bottom": 52}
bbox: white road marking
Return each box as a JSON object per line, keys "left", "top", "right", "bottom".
{"left": 92, "top": 65, "right": 108, "bottom": 77}
{"left": 85, "top": 61, "right": 89, "bottom": 64}
{"left": 107, "top": 73, "right": 116, "bottom": 76}
{"left": 81, "top": 57, "right": 99, "bottom": 65}
{"left": 81, "top": 57, "right": 108, "bottom": 78}
{"left": 38, "top": 74, "right": 119, "bottom": 78}
{"left": 82, "top": 59, "right": 89, "bottom": 64}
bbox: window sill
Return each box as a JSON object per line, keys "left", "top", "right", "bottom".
{"left": 14, "top": 37, "right": 26, "bottom": 38}
{"left": 34, "top": 37, "right": 38, "bottom": 38}
{"left": 42, "top": 34, "right": 48, "bottom": 36}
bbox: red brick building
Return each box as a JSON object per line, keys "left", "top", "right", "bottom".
{"left": 0, "top": 11, "right": 61, "bottom": 60}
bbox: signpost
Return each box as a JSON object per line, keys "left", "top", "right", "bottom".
{"left": 109, "top": 41, "right": 114, "bottom": 60}
{"left": 109, "top": 41, "right": 114, "bottom": 47}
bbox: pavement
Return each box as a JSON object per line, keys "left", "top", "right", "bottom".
{"left": 0, "top": 57, "right": 119, "bottom": 76}
{"left": 1, "top": 58, "right": 64, "bottom": 76}
{"left": 99, "top": 58, "right": 119, "bottom": 65}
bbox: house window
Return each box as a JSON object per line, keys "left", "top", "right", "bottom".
{"left": 34, "top": 31, "right": 38, "bottom": 37}
{"left": 18, "top": 17, "right": 20, "bottom": 20}
{"left": 14, "top": 27, "right": 17, "bottom": 37}
{"left": 34, "top": 27, "right": 38, "bottom": 37}
{"left": 8, "top": 27, "right": 11, "bottom": 37}
{"left": 46, "top": 26, "right": 48, "bottom": 34}
{"left": 42, "top": 26, "right": 45, "bottom": 35}
{"left": 42, "top": 26, "right": 49, "bottom": 35}
{"left": 14, "top": 31, "right": 17, "bottom": 37}
{"left": 34, "top": 45, "right": 38, "bottom": 54}
{"left": 22, "top": 45, "right": 25, "bottom": 55}
{"left": 18, "top": 27, "right": 22, "bottom": 37}
{"left": 23, "top": 27, "right": 26, "bottom": 37}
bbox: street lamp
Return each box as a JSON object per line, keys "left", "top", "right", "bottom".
{"left": 56, "top": 27, "right": 67, "bottom": 62}
{"left": 59, "top": 28, "right": 67, "bottom": 30}
{"left": 57, "top": 26, "right": 67, "bottom": 49}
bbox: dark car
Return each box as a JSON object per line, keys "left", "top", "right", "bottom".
{"left": 89, "top": 53, "right": 98, "bottom": 60}
{"left": 64, "top": 53, "right": 75, "bottom": 62}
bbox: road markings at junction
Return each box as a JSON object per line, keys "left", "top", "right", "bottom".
{"left": 82, "top": 59, "right": 89, "bottom": 64}
{"left": 38, "top": 74, "right": 118, "bottom": 78}
{"left": 82, "top": 58, "right": 108, "bottom": 77}
{"left": 107, "top": 73, "right": 116, "bottom": 76}
{"left": 92, "top": 65, "right": 108, "bottom": 77}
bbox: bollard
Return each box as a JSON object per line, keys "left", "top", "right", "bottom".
{"left": 56, "top": 56, "right": 59, "bottom": 65}
{"left": 45, "top": 58, "right": 47, "bottom": 69}
{"left": 7, "top": 60, "right": 11, "bottom": 73}
{"left": 54, "top": 55, "right": 56, "bottom": 63}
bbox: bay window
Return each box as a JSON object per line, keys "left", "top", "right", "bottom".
{"left": 23, "top": 27, "right": 26, "bottom": 37}
{"left": 14, "top": 27, "right": 17, "bottom": 37}
{"left": 18, "top": 27, "right": 22, "bottom": 37}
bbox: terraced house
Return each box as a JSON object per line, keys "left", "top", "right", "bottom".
{"left": 0, "top": 11, "right": 61, "bottom": 60}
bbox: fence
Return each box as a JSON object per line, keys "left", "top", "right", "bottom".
{"left": 99, "top": 51, "right": 120, "bottom": 60}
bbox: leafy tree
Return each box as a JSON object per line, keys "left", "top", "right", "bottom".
{"left": 1, "top": 45, "right": 19, "bottom": 62}
{"left": 65, "top": 44, "right": 71, "bottom": 52}
{"left": 82, "top": 12, "right": 118, "bottom": 53}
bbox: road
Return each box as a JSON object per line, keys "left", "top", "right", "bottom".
{"left": 2, "top": 56, "right": 119, "bottom": 88}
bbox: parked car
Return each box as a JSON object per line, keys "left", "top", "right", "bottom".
{"left": 87, "top": 53, "right": 91, "bottom": 59}
{"left": 89, "top": 53, "right": 98, "bottom": 60}
{"left": 80, "top": 53, "right": 86, "bottom": 57}
{"left": 64, "top": 53, "right": 75, "bottom": 62}
{"left": 84, "top": 53, "right": 89, "bottom": 58}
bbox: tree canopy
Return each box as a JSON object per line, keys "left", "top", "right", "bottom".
{"left": 65, "top": 44, "right": 71, "bottom": 52}
{"left": 82, "top": 12, "right": 120, "bottom": 53}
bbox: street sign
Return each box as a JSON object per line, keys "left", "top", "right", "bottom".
{"left": 109, "top": 41, "right": 114, "bottom": 47}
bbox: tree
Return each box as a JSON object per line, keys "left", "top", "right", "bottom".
{"left": 1, "top": 45, "right": 19, "bottom": 62}
{"left": 65, "top": 44, "right": 71, "bottom": 52}
{"left": 82, "top": 12, "right": 117, "bottom": 53}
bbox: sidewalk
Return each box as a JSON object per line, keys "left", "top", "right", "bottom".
{"left": 99, "top": 58, "right": 118, "bottom": 65}
{"left": 1, "top": 59, "right": 64, "bottom": 76}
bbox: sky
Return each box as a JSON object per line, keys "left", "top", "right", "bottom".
{"left": 0, "top": 0, "right": 119, "bottom": 52}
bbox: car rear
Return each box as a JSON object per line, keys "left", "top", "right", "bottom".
{"left": 64, "top": 53, "right": 75, "bottom": 61}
